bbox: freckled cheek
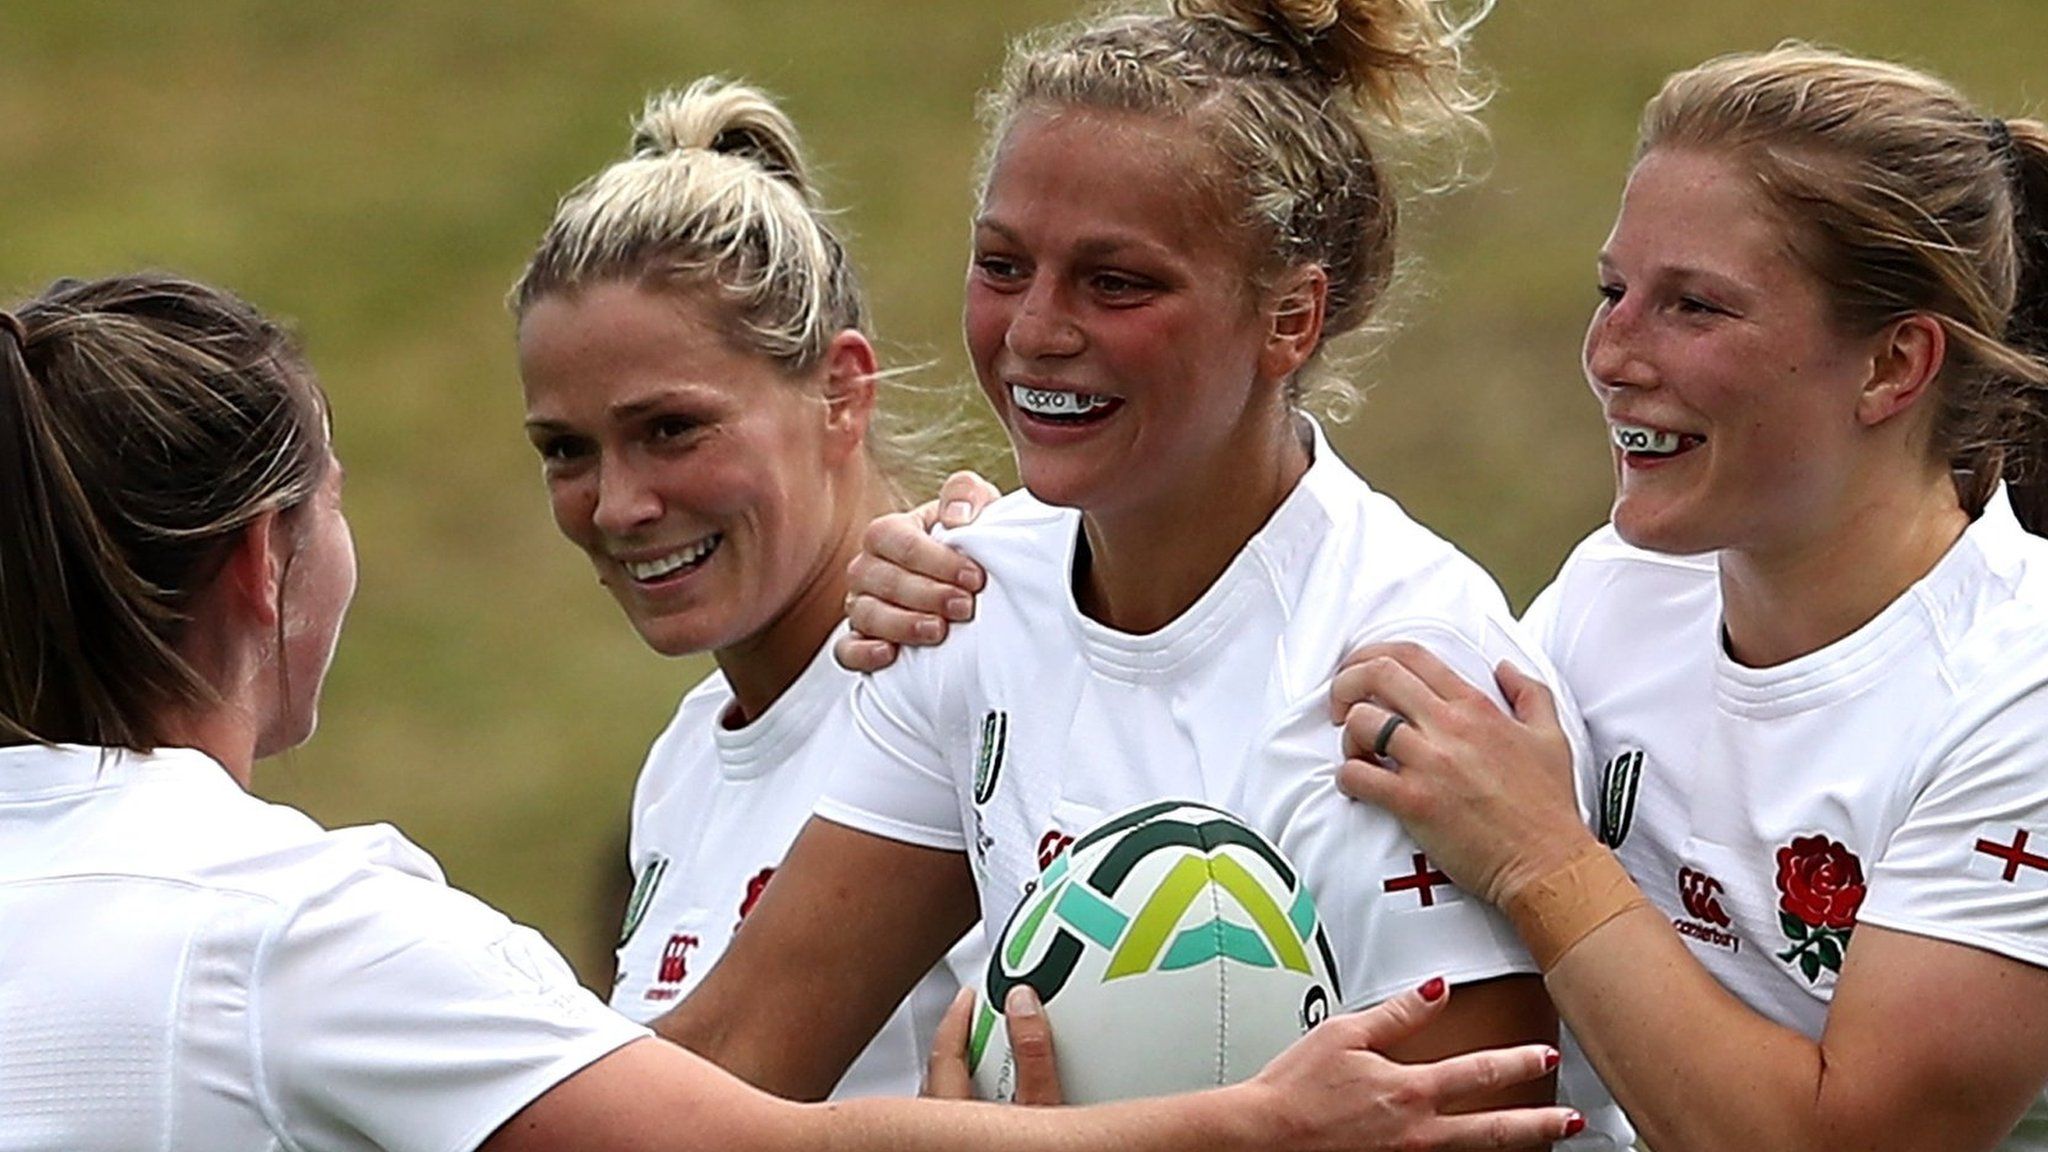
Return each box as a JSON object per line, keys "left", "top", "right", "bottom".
{"left": 545, "top": 478, "right": 600, "bottom": 549}
{"left": 962, "top": 296, "right": 1012, "bottom": 386}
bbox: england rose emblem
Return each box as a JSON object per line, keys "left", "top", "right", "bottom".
{"left": 1773, "top": 834, "right": 1865, "bottom": 983}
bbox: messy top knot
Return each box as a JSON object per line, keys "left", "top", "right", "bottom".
{"left": 511, "top": 76, "right": 859, "bottom": 372}
{"left": 984, "top": 0, "right": 1492, "bottom": 416}
{"left": 1173, "top": 0, "right": 1488, "bottom": 135}
{"left": 630, "top": 81, "right": 812, "bottom": 194}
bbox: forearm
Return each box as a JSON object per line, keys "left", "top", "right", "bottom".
{"left": 799, "top": 1085, "right": 1265, "bottom": 1152}
{"left": 1535, "top": 895, "right": 1834, "bottom": 1152}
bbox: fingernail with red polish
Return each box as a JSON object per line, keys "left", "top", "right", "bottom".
{"left": 1563, "top": 1112, "right": 1586, "bottom": 1138}
{"left": 1543, "top": 1048, "right": 1561, "bottom": 1072}
{"left": 1418, "top": 976, "right": 1447, "bottom": 1002}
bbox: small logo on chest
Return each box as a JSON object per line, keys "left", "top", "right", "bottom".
{"left": 1598, "top": 749, "right": 1644, "bottom": 848}
{"left": 644, "top": 932, "right": 700, "bottom": 1002}
{"left": 974, "top": 709, "right": 1009, "bottom": 806}
{"left": 618, "top": 854, "right": 669, "bottom": 947}
{"left": 1672, "top": 866, "right": 1740, "bottom": 953}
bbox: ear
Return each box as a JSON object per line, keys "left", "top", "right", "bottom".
{"left": 1260, "top": 265, "right": 1328, "bottom": 385}
{"left": 819, "top": 328, "right": 880, "bottom": 463}
{"left": 217, "top": 509, "right": 289, "bottom": 633}
{"left": 1856, "top": 314, "right": 1946, "bottom": 428}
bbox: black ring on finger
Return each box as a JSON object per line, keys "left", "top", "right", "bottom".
{"left": 1371, "top": 714, "right": 1407, "bottom": 759}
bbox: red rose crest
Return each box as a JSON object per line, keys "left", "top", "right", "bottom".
{"left": 1773, "top": 834, "right": 1866, "bottom": 984}
{"left": 737, "top": 866, "right": 775, "bottom": 929}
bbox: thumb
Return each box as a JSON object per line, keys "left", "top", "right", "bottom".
{"left": 1497, "top": 662, "right": 1558, "bottom": 732}
{"left": 922, "top": 987, "right": 978, "bottom": 1099}
{"left": 1003, "top": 985, "right": 1065, "bottom": 1105}
{"left": 1344, "top": 977, "right": 1452, "bottom": 1052}
{"left": 938, "top": 470, "right": 1000, "bottom": 529}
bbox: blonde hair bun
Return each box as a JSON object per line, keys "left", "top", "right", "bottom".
{"left": 630, "top": 77, "right": 812, "bottom": 198}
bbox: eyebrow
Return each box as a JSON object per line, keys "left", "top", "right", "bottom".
{"left": 523, "top": 386, "right": 713, "bottom": 435}
{"left": 1596, "top": 253, "right": 1753, "bottom": 295}
{"left": 973, "top": 216, "right": 1172, "bottom": 264}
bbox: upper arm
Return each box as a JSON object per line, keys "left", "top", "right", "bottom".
{"left": 653, "top": 817, "right": 978, "bottom": 1101}
{"left": 1813, "top": 683, "right": 2048, "bottom": 1148}
{"left": 1816, "top": 924, "right": 2048, "bottom": 1150}
{"left": 259, "top": 871, "right": 648, "bottom": 1152}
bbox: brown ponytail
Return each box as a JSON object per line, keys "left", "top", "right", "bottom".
{"left": 0, "top": 274, "right": 329, "bottom": 750}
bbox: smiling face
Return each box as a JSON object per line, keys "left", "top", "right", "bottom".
{"left": 1585, "top": 147, "right": 1891, "bottom": 560}
{"left": 965, "top": 107, "right": 1301, "bottom": 527}
{"left": 517, "top": 281, "right": 856, "bottom": 660}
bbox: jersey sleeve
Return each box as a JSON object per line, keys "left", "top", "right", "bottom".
{"left": 1858, "top": 679, "right": 2048, "bottom": 970}
{"left": 815, "top": 650, "right": 969, "bottom": 852}
{"left": 1238, "top": 619, "right": 1537, "bottom": 1010}
{"left": 253, "top": 865, "right": 647, "bottom": 1152}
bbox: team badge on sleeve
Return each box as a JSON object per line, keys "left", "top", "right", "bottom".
{"left": 1772, "top": 834, "right": 1864, "bottom": 984}
{"left": 1971, "top": 826, "right": 2048, "bottom": 884}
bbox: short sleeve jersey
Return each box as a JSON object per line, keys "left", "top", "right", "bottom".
{"left": 1528, "top": 491, "right": 2048, "bottom": 1150}
{"left": 0, "top": 744, "right": 646, "bottom": 1152}
{"left": 611, "top": 634, "right": 983, "bottom": 1098}
{"left": 817, "top": 422, "right": 1542, "bottom": 1006}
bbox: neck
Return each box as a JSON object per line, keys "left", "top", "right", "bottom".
{"left": 1076, "top": 418, "right": 1310, "bottom": 634}
{"left": 153, "top": 707, "right": 259, "bottom": 790}
{"left": 1718, "top": 470, "right": 1968, "bottom": 667}
{"left": 715, "top": 466, "right": 901, "bottom": 724}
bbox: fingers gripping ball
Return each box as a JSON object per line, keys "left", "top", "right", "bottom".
{"left": 969, "top": 801, "right": 1340, "bottom": 1103}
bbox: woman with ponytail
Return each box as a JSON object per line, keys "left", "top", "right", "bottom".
{"left": 0, "top": 276, "right": 1574, "bottom": 1147}
{"left": 1322, "top": 44, "right": 2048, "bottom": 1152}
{"left": 660, "top": 4, "right": 1617, "bottom": 1142}
{"left": 511, "top": 77, "right": 981, "bottom": 1100}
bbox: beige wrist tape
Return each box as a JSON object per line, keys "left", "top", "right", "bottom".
{"left": 1503, "top": 843, "right": 1649, "bottom": 971}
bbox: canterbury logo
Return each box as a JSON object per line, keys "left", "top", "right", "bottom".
{"left": 1599, "top": 749, "right": 1644, "bottom": 848}
{"left": 1678, "top": 866, "right": 1731, "bottom": 927}
{"left": 973, "top": 709, "right": 1009, "bottom": 806}
{"left": 984, "top": 801, "right": 1341, "bottom": 1011}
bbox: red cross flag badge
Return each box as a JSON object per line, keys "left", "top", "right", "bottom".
{"left": 1970, "top": 826, "right": 2048, "bottom": 885}
{"left": 1382, "top": 852, "right": 1460, "bottom": 909}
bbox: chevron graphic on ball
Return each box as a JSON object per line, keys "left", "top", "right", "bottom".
{"left": 970, "top": 800, "right": 1340, "bottom": 1103}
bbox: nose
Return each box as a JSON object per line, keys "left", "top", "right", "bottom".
{"left": 592, "top": 457, "right": 662, "bottom": 539}
{"left": 1005, "top": 279, "right": 1084, "bottom": 361}
{"left": 1583, "top": 296, "right": 1650, "bottom": 395}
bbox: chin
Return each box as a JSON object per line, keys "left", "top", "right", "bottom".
{"left": 1611, "top": 503, "right": 1717, "bottom": 557}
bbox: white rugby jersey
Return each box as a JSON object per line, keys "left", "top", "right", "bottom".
{"left": 1529, "top": 490, "right": 2048, "bottom": 1150}
{"left": 612, "top": 633, "right": 982, "bottom": 1098}
{"left": 0, "top": 743, "right": 645, "bottom": 1152}
{"left": 819, "top": 423, "right": 1536, "bottom": 1005}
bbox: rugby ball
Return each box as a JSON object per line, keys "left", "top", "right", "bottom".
{"left": 969, "top": 800, "right": 1340, "bottom": 1103}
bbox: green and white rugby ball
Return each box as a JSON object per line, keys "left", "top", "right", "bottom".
{"left": 969, "top": 800, "right": 1341, "bottom": 1103}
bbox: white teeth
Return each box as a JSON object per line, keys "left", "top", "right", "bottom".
{"left": 1612, "top": 424, "right": 1685, "bottom": 455}
{"left": 1011, "top": 385, "right": 1116, "bottom": 418}
{"left": 624, "top": 535, "right": 719, "bottom": 581}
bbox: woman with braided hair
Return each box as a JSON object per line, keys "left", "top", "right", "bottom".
{"left": 660, "top": 2, "right": 1618, "bottom": 1142}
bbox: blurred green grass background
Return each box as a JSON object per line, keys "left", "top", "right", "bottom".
{"left": 1, "top": 1, "right": 2038, "bottom": 984}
